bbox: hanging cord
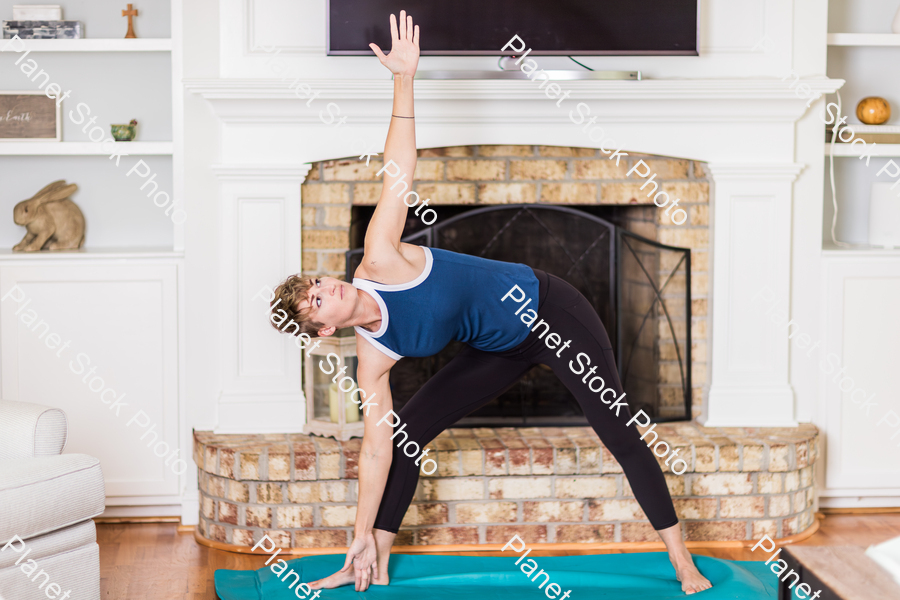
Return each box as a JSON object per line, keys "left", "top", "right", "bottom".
{"left": 568, "top": 56, "right": 594, "bottom": 71}
{"left": 828, "top": 91, "right": 849, "bottom": 247}
{"left": 828, "top": 91, "right": 864, "bottom": 248}
{"left": 499, "top": 55, "right": 595, "bottom": 71}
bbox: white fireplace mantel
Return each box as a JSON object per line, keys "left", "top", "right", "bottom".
{"left": 190, "top": 75, "right": 843, "bottom": 432}
{"left": 186, "top": 78, "right": 842, "bottom": 165}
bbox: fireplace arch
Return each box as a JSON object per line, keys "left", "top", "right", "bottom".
{"left": 346, "top": 204, "right": 692, "bottom": 425}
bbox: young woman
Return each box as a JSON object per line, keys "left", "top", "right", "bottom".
{"left": 270, "top": 11, "right": 712, "bottom": 595}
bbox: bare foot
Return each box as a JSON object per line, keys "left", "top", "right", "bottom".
{"left": 670, "top": 553, "right": 713, "bottom": 595}
{"left": 308, "top": 568, "right": 355, "bottom": 589}
{"left": 308, "top": 567, "right": 390, "bottom": 589}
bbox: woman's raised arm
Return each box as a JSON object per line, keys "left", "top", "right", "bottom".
{"left": 364, "top": 11, "right": 420, "bottom": 255}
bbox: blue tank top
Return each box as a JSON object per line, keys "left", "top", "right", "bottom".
{"left": 352, "top": 247, "right": 540, "bottom": 360}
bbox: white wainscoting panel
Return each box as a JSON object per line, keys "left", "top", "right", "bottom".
{"left": 701, "top": 0, "right": 766, "bottom": 53}
{"left": 0, "top": 262, "right": 180, "bottom": 500}
{"left": 213, "top": 165, "right": 309, "bottom": 433}
{"left": 247, "top": 0, "right": 324, "bottom": 55}
{"left": 820, "top": 256, "right": 900, "bottom": 496}
{"left": 703, "top": 163, "right": 803, "bottom": 427}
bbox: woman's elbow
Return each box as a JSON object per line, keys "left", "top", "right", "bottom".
{"left": 361, "top": 435, "right": 394, "bottom": 462}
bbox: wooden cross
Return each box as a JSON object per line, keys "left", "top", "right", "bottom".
{"left": 122, "top": 4, "right": 138, "bottom": 39}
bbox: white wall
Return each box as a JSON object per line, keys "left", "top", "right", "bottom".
{"left": 169, "top": 0, "right": 223, "bottom": 522}
{"left": 182, "top": 0, "right": 221, "bottom": 445}
{"left": 789, "top": 0, "right": 829, "bottom": 428}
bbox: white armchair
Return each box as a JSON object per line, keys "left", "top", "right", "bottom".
{"left": 0, "top": 400, "right": 105, "bottom": 600}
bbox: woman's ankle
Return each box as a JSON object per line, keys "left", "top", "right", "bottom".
{"left": 373, "top": 570, "right": 391, "bottom": 585}
{"left": 372, "top": 528, "right": 397, "bottom": 581}
{"left": 668, "top": 545, "right": 695, "bottom": 565}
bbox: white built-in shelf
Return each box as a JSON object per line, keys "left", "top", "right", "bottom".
{"left": 822, "top": 240, "right": 900, "bottom": 255}
{"left": 827, "top": 33, "right": 900, "bottom": 47}
{"left": 0, "top": 247, "right": 182, "bottom": 260}
{"left": 8, "top": 38, "right": 171, "bottom": 52}
{"left": 0, "top": 142, "right": 173, "bottom": 156}
{"left": 825, "top": 143, "right": 900, "bottom": 157}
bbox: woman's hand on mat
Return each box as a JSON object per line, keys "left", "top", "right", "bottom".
{"left": 306, "top": 533, "right": 378, "bottom": 591}
{"left": 343, "top": 532, "right": 380, "bottom": 591}
{"left": 369, "top": 10, "right": 420, "bottom": 78}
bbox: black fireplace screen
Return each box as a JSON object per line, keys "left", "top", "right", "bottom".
{"left": 346, "top": 205, "right": 691, "bottom": 425}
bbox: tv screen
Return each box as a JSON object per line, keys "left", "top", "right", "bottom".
{"left": 328, "top": 0, "right": 698, "bottom": 56}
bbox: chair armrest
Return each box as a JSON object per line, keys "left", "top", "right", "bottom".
{"left": 0, "top": 399, "right": 68, "bottom": 459}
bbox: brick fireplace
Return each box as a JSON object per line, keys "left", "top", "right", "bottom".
{"left": 192, "top": 70, "right": 833, "bottom": 543}
{"left": 191, "top": 144, "right": 821, "bottom": 554}
{"left": 301, "top": 144, "right": 709, "bottom": 420}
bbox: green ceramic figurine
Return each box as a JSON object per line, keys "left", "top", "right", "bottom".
{"left": 111, "top": 119, "right": 138, "bottom": 141}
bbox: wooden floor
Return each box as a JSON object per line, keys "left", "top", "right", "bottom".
{"left": 97, "top": 513, "right": 900, "bottom": 599}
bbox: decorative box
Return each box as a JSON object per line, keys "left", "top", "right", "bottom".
{"left": 12, "top": 5, "right": 63, "bottom": 20}
{"left": 2, "top": 20, "right": 82, "bottom": 39}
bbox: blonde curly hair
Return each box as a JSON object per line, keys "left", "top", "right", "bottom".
{"left": 269, "top": 274, "right": 326, "bottom": 338}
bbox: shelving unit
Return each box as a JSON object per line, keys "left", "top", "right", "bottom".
{"left": 0, "top": 3, "right": 182, "bottom": 255}
{"left": 825, "top": 143, "right": 900, "bottom": 156}
{"left": 827, "top": 33, "right": 900, "bottom": 46}
{"left": 0, "top": 142, "right": 173, "bottom": 155}
{"left": 0, "top": 0, "right": 187, "bottom": 518}
{"left": 822, "top": 240, "right": 900, "bottom": 254}
{"left": 819, "top": 0, "right": 900, "bottom": 500}
{"left": 0, "top": 247, "right": 183, "bottom": 259}
{"left": 823, "top": 0, "right": 900, "bottom": 249}
{"left": 7, "top": 38, "right": 172, "bottom": 52}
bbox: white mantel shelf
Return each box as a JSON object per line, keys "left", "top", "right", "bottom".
{"left": 185, "top": 78, "right": 845, "bottom": 130}
{"left": 185, "top": 78, "right": 843, "bottom": 101}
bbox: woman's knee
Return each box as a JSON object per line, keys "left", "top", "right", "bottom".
{"left": 386, "top": 423, "right": 432, "bottom": 462}
{"left": 391, "top": 435, "right": 425, "bottom": 460}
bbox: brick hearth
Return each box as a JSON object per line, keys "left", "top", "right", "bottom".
{"left": 193, "top": 423, "right": 818, "bottom": 551}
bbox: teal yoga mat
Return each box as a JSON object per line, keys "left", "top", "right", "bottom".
{"left": 215, "top": 552, "right": 778, "bottom": 599}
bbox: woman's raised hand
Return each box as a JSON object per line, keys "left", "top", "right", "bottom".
{"left": 370, "top": 10, "right": 420, "bottom": 78}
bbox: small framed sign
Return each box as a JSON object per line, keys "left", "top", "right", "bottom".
{"left": 0, "top": 91, "right": 60, "bottom": 141}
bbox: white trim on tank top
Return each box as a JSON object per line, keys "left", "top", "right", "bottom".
{"left": 354, "top": 329, "right": 403, "bottom": 361}
{"left": 351, "top": 246, "right": 433, "bottom": 359}
{"left": 351, "top": 281, "right": 390, "bottom": 337}
{"left": 355, "top": 246, "right": 433, "bottom": 292}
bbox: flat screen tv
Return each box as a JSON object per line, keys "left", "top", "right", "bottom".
{"left": 328, "top": 0, "right": 698, "bottom": 56}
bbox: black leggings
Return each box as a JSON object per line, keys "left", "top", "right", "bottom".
{"left": 372, "top": 268, "right": 679, "bottom": 532}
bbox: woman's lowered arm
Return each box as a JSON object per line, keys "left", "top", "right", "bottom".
{"left": 341, "top": 336, "right": 397, "bottom": 591}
